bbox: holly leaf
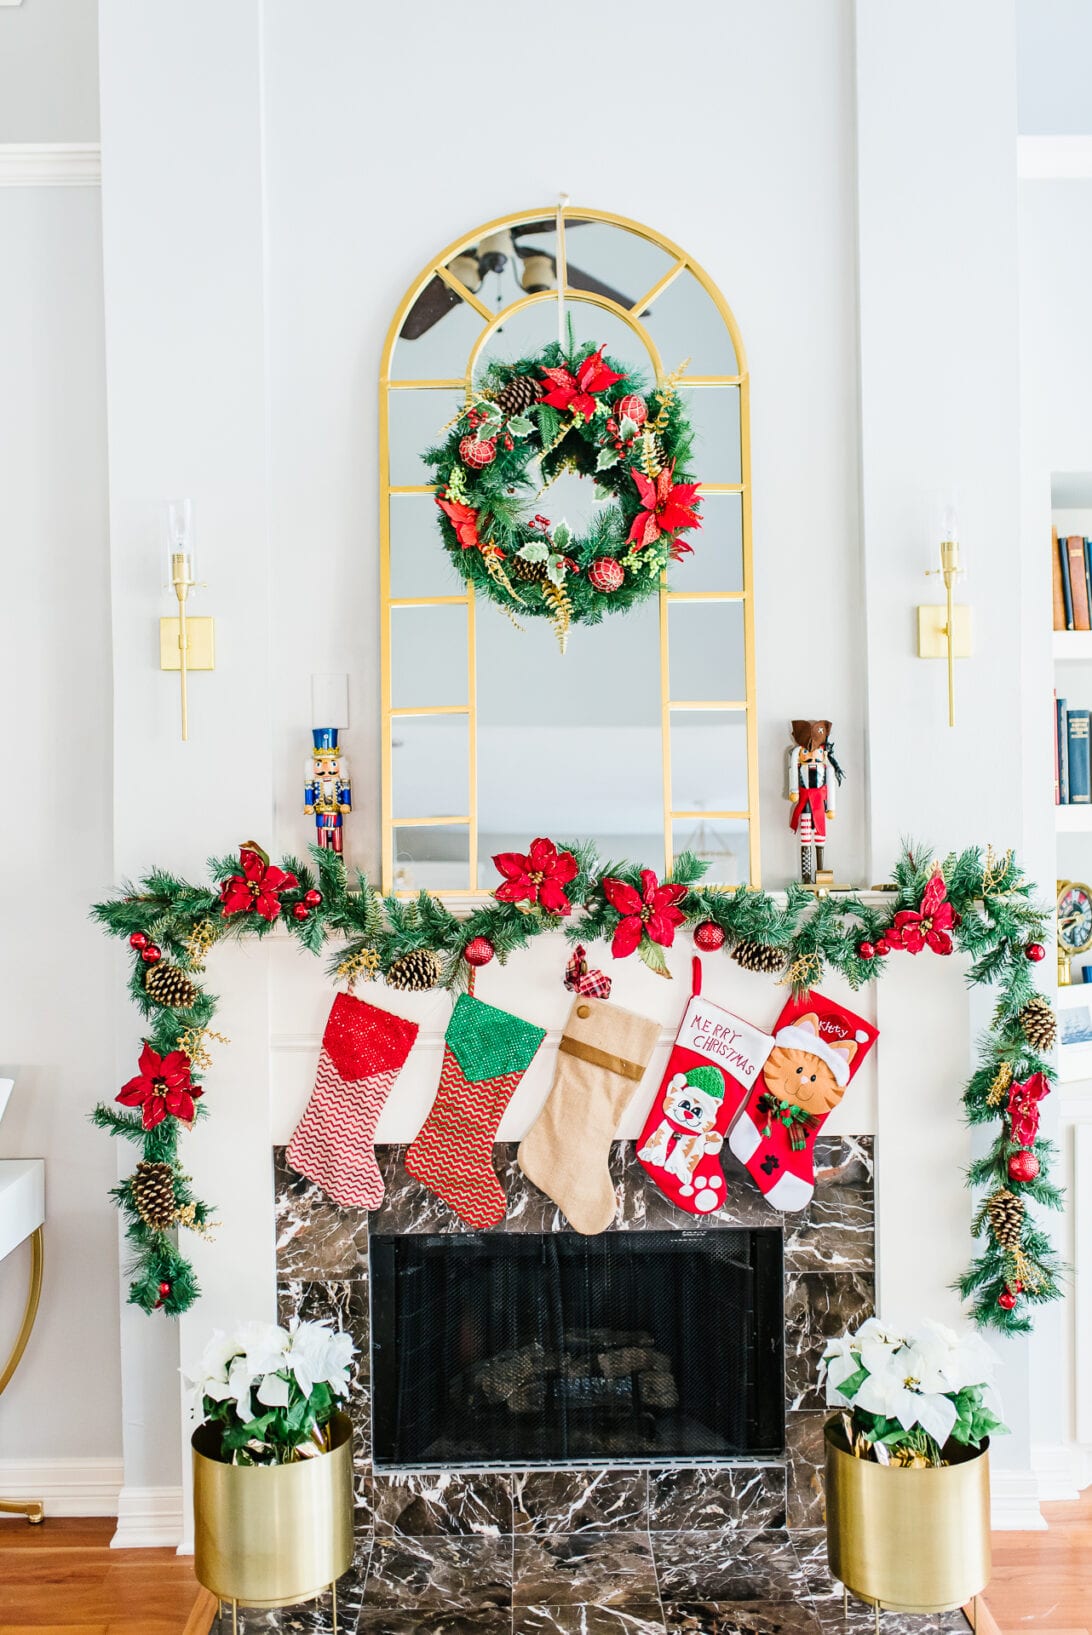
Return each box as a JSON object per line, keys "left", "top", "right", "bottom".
{"left": 507, "top": 415, "right": 533, "bottom": 438}
{"left": 553, "top": 521, "right": 572, "bottom": 550}
{"left": 619, "top": 416, "right": 640, "bottom": 441}
{"left": 637, "top": 939, "right": 672, "bottom": 979}
{"left": 596, "top": 448, "right": 621, "bottom": 472}
{"left": 546, "top": 554, "right": 567, "bottom": 587}
{"left": 593, "top": 485, "right": 612, "bottom": 503}
{"left": 518, "top": 541, "right": 549, "bottom": 563}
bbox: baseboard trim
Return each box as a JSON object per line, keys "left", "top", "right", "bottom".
{"left": 0, "top": 142, "right": 101, "bottom": 186}
{"left": 0, "top": 1456, "right": 122, "bottom": 1517}
{"left": 111, "top": 1484, "right": 184, "bottom": 1549}
{"left": 990, "top": 1468, "right": 1046, "bottom": 1531}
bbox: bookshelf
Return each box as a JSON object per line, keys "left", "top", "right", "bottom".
{"left": 1054, "top": 631, "right": 1092, "bottom": 663}
{"left": 1056, "top": 804, "right": 1092, "bottom": 833}
{"left": 1053, "top": 496, "right": 1092, "bottom": 1006}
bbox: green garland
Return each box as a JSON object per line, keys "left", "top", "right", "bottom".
{"left": 426, "top": 338, "right": 700, "bottom": 643}
{"left": 91, "top": 839, "right": 1063, "bottom": 1335}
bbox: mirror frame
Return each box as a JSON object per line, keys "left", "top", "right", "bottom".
{"left": 379, "top": 205, "right": 759, "bottom": 895}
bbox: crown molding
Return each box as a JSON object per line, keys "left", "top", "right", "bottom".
{"left": 1018, "top": 134, "right": 1092, "bottom": 180}
{"left": 0, "top": 142, "right": 101, "bottom": 187}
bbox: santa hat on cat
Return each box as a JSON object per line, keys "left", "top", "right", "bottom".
{"left": 772, "top": 1015, "right": 870, "bottom": 1088}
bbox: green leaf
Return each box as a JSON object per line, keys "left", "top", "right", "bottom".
{"left": 593, "top": 485, "right": 612, "bottom": 502}
{"left": 596, "top": 448, "right": 621, "bottom": 472}
{"left": 518, "top": 541, "right": 549, "bottom": 563}
{"left": 553, "top": 521, "right": 572, "bottom": 549}
{"left": 508, "top": 415, "right": 533, "bottom": 437}
{"left": 637, "top": 939, "right": 670, "bottom": 978}
{"left": 546, "top": 554, "right": 567, "bottom": 588}
{"left": 536, "top": 402, "right": 561, "bottom": 446}
{"left": 619, "top": 416, "right": 639, "bottom": 440}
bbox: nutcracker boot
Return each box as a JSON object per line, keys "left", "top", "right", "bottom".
{"left": 727, "top": 991, "right": 877, "bottom": 1212}
{"left": 518, "top": 996, "right": 660, "bottom": 1234}
{"left": 635, "top": 958, "right": 775, "bottom": 1217}
{"left": 405, "top": 992, "right": 546, "bottom": 1229}
{"left": 287, "top": 993, "right": 419, "bottom": 1208}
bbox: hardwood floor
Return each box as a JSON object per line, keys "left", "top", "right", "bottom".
{"left": 0, "top": 1516, "right": 214, "bottom": 1635}
{"left": 982, "top": 1488, "right": 1092, "bottom": 1634}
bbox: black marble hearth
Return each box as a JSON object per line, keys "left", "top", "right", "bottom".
{"left": 219, "top": 1138, "right": 961, "bottom": 1631}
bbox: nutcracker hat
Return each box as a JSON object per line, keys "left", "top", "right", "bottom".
{"left": 312, "top": 727, "right": 341, "bottom": 755}
{"left": 682, "top": 1065, "right": 724, "bottom": 1102}
{"left": 772, "top": 1015, "right": 868, "bottom": 1088}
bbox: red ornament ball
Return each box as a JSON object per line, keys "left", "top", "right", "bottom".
{"left": 459, "top": 435, "right": 496, "bottom": 469}
{"left": 158, "top": 1281, "right": 172, "bottom": 1297}
{"left": 1007, "top": 1149, "right": 1040, "bottom": 1184}
{"left": 1025, "top": 942, "right": 1046, "bottom": 963}
{"left": 292, "top": 903, "right": 310, "bottom": 921}
{"left": 997, "top": 1288, "right": 1018, "bottom": 1311}
{"left": 303, "top": 889, "right": 323, "bottom": 909}
{"left": 141, "top": 944, "right": 162, "bottom": 965}
{"left": 464, "top": 936, "right": 495, "bottom": 968}
{"left": 875, "top": 938, "right": 890, "bottom": 956}
{"left": 858, "top": 940, "right": 876, "bottom": 961}
{"left": 694, "top": 921, "right": 726, "bottom": 952}
{"left": 589, "top": 556, "right": 625, "bottom": 594}
{"left": 615, "top": 393, "right": 648, "bottom": 428}
{"left": 129, "top": 931, "right": 149, "bottom": 951}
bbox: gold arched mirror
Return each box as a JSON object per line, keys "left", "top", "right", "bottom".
{"left": 380, "top": 206, "right": 758, "bottom": 895}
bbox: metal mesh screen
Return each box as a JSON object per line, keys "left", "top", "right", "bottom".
{"left": 370, "top": 1230, "right": 784, "bottom": 1467}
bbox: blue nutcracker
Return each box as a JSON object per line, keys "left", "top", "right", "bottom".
{"left": 305, "top": 728, "right": 352, "bottom": 854}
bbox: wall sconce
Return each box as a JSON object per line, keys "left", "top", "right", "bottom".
{"left": 916, "top": 511, "right": 972, "bottom": 728}
{"left": 159, "top": 499, "right": 215, "bottom": 741}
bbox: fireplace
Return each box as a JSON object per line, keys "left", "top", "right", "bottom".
{"left": 370, "top": 1228, "right": 785, "bottom": 1467}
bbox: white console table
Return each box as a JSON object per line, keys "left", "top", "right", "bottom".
{"left": 0, "top": 1158, "right": 45, "bottom": 1523}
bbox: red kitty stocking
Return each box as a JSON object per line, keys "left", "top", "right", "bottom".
{"left": 636, "top": 959, "right": 775, "bottom": 1217}
{"left": 727, "top": 991, "right": 877, "bottom": 1212}
{"left": 287, "top": 992, "right": 419, "bottom": 1209}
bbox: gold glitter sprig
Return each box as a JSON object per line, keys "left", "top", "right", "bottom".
{"left": 649, "top": 357, "right": 691, "bottom": 435}
{"left": 336, "top": 947, "right": 381, "bottom": 991}
{"left": 981, "top": 844, "right": 1015, "bottom": 899}
{"left": 176, "top": 1201, "right": 219, "bottom": 1242}
{"left": 183, "top": 919, "right": 220, "bottom": 971}
{"left": 985, "top": 1061, "right": 1014, "bottom": 1108}
{"left": 780, "top": 951, "right": 822, "bottom": 991}
{"left": 176, "top": 1025, "right": 230, "bottom": 1073}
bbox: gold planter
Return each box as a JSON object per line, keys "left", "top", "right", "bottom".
{"left": 192, "top": 1411, "right": 354, "bottom": 1610}
{"left": 824, "top": 1419, "right": 991, "bottom": 1615}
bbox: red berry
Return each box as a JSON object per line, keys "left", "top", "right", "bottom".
{"left": 292, "top": 902, "right": 309, "bottom": 921}
{"left": 858, "top": 941, "right": 876, "bottom": 960}
{"left": 875, "top": 939, "right": 890, "bottom": 956}
{"left": 141, "top": 944, "right": 162, "bottom": 965}
{"left": 1013, "top": 1280, "right": 1024, "bottom": 1294}
{"left": 1007, "top": 1149, "right": 1040, "bottom": 1184}
{"left": 464, "top": 936, "right": 495, "bottom": 968}
{"left": 997, "top": 1288, "right": 1018, "bottom": 1311}
{"left": 129, "top": 931, "right": 149, "bottom": 950}
{"left": 1025, "top": 942, "right": 1046, "bottom": 963}
{"left": 303, "top": 889, "right": 323, "bottom": 908}
{"left": 694, "top": 921, "right": 726, "bottom": 952}
{"left": 159, "top": 1281, "right": 171, "bottom": 1297}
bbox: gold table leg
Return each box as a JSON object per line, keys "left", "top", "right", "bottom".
{"left": 0, "top": 1227, "right": 44, "bottom": 1523}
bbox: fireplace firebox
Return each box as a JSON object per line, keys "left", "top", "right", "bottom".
{"left": 370, "top": 1229, "right": 784, "bottom": 1467}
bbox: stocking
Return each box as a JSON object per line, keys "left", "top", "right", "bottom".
{"left": 636, "top": 959, "right": 775, "bottom": 1217}
{"left": 727, "top": 990, "right": 877, "bottom": 1212}
{"left": 405, "top": 992, "right": 545, "bottom": 1229}
{"left": 518, "top": 996, "right": 660, "bottom": 1234}
{"left": 286, "top": 992, "right": 419, "bottom": 1209}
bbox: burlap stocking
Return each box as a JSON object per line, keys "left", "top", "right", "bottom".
{"left": 518, "top": 997, "right": 660, "bottom": 1234}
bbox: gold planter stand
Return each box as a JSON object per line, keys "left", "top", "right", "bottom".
{"left": 824, "top": 1420, "right": 991, "bottom": 1625}
{"left": 192, "top": 1411, "right": 354, "bottom": 1629}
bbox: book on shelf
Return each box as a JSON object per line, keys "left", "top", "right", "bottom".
{"left": 1058, "top": 694, "right": 1070, "bottom": 804}
{"left": 1068, "top": 707, "right": 1090, "bottom": 804}
{"left": 1054, "top": 528, "right": 1068, "bottom": 630}
{"left": 1068, "top": 537, "right": 1090, "bottom": 629}
{"left": 1058, "top": 532, "right": 1075, "bottom": 630}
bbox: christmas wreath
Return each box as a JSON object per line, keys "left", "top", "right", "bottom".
{"left": 427, "top": 339, "right": 701, "bottom": 646}
{"left": 92, "top": 839, "right": 1063, "bottom": 1336}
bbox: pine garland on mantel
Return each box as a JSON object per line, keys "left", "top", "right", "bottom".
{"left": 91, "top": 838, "right": 1063, "bottom": 1334}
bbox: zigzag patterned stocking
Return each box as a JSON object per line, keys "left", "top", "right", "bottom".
{"left": 405, "top": 992, "right": 546, "bottom": 1229}
{"left": 287, "top": 992, "right": 419, "bottom": 1209}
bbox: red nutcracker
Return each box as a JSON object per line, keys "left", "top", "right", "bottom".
{"left": 304, "top": 728, "right": 352, "bottom": 854}
{"left": 788, "top": 719, "right": 844, "bottom": 886}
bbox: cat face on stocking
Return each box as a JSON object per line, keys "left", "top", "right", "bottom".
{"left": 762, "top": 1013, "right": 856, "bottom": 1115}
{"left": 663, "top": 1073, "right": 721, "bottom": 1134}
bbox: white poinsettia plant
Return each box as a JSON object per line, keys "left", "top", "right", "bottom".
{"left": 819, "top": 1317, "right": 1008, "bottom": 1467}
{"left": 186, "top": 1318, "right": 356, "bottom": 1465}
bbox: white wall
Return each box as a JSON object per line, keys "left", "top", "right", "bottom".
{"left": 0, "top": 180, "right": 119, "bottom": 1473}
{"left": 1017, "top": 0, "right": 1092, "bottom": 135}
{"left": 0, "top": 0, "right": 100, "bottom": 142}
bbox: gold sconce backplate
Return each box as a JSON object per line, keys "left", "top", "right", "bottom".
{"left": 916, "top": 604, "right": 972, "bottom": 659}
{"left": 160, "top": 617, "right": 216, "bottom": 671}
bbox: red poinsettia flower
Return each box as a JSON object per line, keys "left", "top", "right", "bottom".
{"left": 627, "top": 462, "right": 702, "bottom": 551}
{"left": 603, "top": 868, "right": 688, "bottom": 959}
{"left": 219, "top": 846, "right": 299, "bottom": 922}
{"left": 493, "top": 837, "right": 578, "bottom": 915}
{"left": 885, "top": 870, "right": 959, "bottom": 955}
{"left": 539, "top": 346, "right": 624, "bottom": 422}
{"left": 436, "top": 495, "right": 483, "bottom": 551}
{"left": 117, "top": 1042, "right": 201, "bottom": 1131}
{"left": 1008, "top": 1072, "right": 1050, "bottom": 1147}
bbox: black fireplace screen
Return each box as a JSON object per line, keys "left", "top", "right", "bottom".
{"left": 370, "top": 1230, "right": 784, "bottom": 1467}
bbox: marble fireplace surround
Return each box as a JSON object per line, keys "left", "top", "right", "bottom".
{"left": 243, "top": 1138, "right": 971, "bottom": 1634}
